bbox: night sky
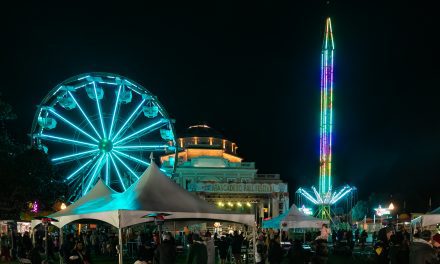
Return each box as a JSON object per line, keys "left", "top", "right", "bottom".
{"left": 1, "top": 1, "right": 438, "bottom": 212}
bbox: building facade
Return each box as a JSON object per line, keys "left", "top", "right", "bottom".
{"left": 161, "top": 125, "right": 289, "bottom": 226}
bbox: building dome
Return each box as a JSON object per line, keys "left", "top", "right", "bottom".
{"left": 181, "top": 124, "right": 224, "bottom": 139}
{"left": 161, "top": 124, "right": 242, "bottom": 167}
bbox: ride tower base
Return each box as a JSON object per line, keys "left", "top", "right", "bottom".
{"left": 316, "top": 204, "right": 332, "bottom": 221}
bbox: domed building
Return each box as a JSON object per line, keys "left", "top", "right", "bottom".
{"left": 161, "top": 124, "right": 289, "bottom": 226}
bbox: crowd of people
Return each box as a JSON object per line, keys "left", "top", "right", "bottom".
{"left": 2, "top": 223, "right": 440, "bottom": 264}
{"left": 0, "top": 228, "right": 124, "bottom": 263}
{"left": 135, "top": 229, "right": 248, "bottom": 264}
{"left": 374, "top": 226, "right": 440, "bottom": 264}
{"left": 1, "top": 231, "right": 45, "bottom": 263}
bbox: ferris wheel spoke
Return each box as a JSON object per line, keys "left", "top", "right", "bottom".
{"left": 38, "top": 133, "right": 97, "bottom": 148}
{"left": 48, "top": 109, "right": 98, "bottom": 143}
{"left": 112, "top": 152, "right": 140, "bottom": 180}
{"left": 113, "top": 119, "right": 167, "bottom": 146}
{"left": 83, "top": 154, "right": 105, "bottom": 195}
{"left": 111, "top": 99, "right": 146, "bottom": 142}
{"left": 68, "top": 91, "right": 102, "bottom": 139}
{"left": 113, "top": 145, "right": 169, "bottom": 151}
{"left": 108, "top": 85, "right": 122, "bottom": 139}
{"left": 109, "top": 153, "right": 127, "bottom": 191}
{"left": 105, "top": 154, "right": 110, "bottom": 185}
{"left": 65, "top": 159, "right": 94, "bottom": 181}
{"left": 68, "top": 181, "right": 84, "bottom": 202}
{"left": 93, "top": 82, "right": 107, "bottom": 138}
{"left": 52, "top": 149, "right": 99, "bottom": 164}
{"left": 112, "top": 150, "right": 150, "bottom": 167}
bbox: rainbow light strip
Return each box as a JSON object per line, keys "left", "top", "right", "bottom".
{"left": 319, "top": 17, "right": 334, "bottom": 195}
{"left": 296, "top": 18, "right": 354, "bottom": 220}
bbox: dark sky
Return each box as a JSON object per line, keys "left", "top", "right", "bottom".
{"left": 1, "top": 1, "right": 438, "bottom": 212}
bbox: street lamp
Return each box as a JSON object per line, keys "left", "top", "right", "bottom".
{"left": 60, "top": 203, "right": 67, "bottom": 210}
{"left": 142, "top": 212, "right": 172, "bottom": 242}
{"left": 34, "top": 216, "right": 59, "bottom": 262}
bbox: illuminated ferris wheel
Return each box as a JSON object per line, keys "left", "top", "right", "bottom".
{"left": 31, "top": 73, "right": 176, "bottom": 201}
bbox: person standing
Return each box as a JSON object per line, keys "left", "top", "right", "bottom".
{"left": 187, "top": 234, "right": 208, "bottom": 264}
{"left": 255, "top": 235, "right": 267, "bottom": 264}
{"left": 203, "top": 232, "right": 215, "bottom": 264}
{"left": 374, "top": 226, "right": 394, "bottom": 264}
{"left": 409, "top": 230, "right": 439, "bottom": 264}
{"left": 0, "top": 232, "right": 11, "bottom": 262}
{"left": 268, "top": 234, "right": 283, "bottom": 264}
{"left": 359, "top": 230, "right": 368, "bottom": 250}
{"left": 432, "top": 234, "right": 440, "bottom": 260}
{"left": 287, "top": 239, "right": 306, "bottom": 264}
{"left": 154, "top": 233, "right": 176, "bottom": 264}
{"left": 312, "top": 223, "right": 330, "bottom": 264}
{"left": 217, "top": 236, "right": 228, "bottom": 264}
{"left": 354, "top": 229, "right": 360, "bottom": 245}
{"left": 231, "top": 231, "right": 243, "bottom": 264}
{"left": 68, "top": 241, "right": 91, "bottom": 264}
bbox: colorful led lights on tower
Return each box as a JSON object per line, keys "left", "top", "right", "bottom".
{"left": 320, "top": 17, "right": 334, "bottom": 195}
{"left": 296, "top": 17, "right": 355, "bottom": 220}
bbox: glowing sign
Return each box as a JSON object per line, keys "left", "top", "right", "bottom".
{"left": 299, "top": 205, "right": 314, "bottom": 215}
{"left": 374, "top": 205, "right": 390, "bottom": 216}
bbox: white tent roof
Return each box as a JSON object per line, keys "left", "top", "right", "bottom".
{"left": 263, "top": 204, "right": 328, "bottom": 229}
{"left": 51, "top": 179, "right": 116, "bottom": 217}
{"left": 42, "top": 162, "right": 254, "bottom": 228}
{"left": 32, "top": 179, "right": 119, "bottom": 229}
{"left": 411, "top": 206, "right": 440, "bottom": 227}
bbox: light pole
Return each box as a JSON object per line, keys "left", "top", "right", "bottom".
{"left": 34, "top": 216, "right": 59, "bottom": 262}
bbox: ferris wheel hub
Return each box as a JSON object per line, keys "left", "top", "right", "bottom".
{"left": 99, "top": 138, "right": 113, "bottom": 153}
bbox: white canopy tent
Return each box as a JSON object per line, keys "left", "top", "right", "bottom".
{"left": 262, "top": 204, "right": 328, "bottom": 229}
{"left": 33, "top": 162, "right": 254, "bottom": 263}
{"left": 31, "top": 179, "right": 118, "bottom": 229}
{"left": 411, "top": 206, "right": 440, "bottom": 227}
{"left": 43, "top": 162, "right": 254, "bottom": 228}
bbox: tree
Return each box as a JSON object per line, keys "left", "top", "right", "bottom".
{"left": 351, "top": 200, "right": 369, "bottom": 221}
{"left": 0, "top": 96, "right": 19, "bottom": 154}
{"left": 0, "top": 97, "right": 67, "bottom": 219}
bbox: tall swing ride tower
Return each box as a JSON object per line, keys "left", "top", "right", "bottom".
{"left": 296, "top": 18, "right": 355, "bottom": 220}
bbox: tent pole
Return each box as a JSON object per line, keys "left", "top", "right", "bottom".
{"left": 252, "top": 225, "right": 256, "bottom": 264}
{"left": 118, "top": 227, "right": 123, "bottom": 264}
{"left": 59, "top": 226, "right": 63, "bottom": 264}
{"left": 118, "top": 210, "right": 123, "bottom": 264}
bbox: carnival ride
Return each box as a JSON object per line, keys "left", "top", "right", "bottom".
{"left": 296, "top": 18, "right": 356, "bottom": 221}
{"left": 30, "top": 73, "right": 176, "bottom": 201}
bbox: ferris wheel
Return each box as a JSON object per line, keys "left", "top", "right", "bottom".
{"left": 30, "top": 73, "right": 176, "bottom": 201}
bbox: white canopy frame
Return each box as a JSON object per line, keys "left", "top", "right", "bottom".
{"left": 32, "top": 162, "right": 255, "bottom": 263}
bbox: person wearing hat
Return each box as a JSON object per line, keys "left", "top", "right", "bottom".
{"left": 409, "top": 230, "right": 439, "bottom": 264}
{"left": 153, "top": 233, "right": 176, "bottom": 264}
{"left": 187, "top": 233, "right": 208, "bottom": 264}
